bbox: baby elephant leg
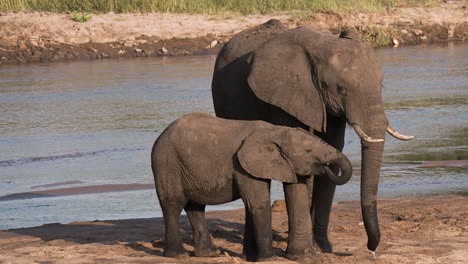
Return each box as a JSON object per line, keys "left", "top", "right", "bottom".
{"left": 238, "top": 177, "right": 275, "bottom": 261}
{"left": 284, "top": 180, "right": 316, "bottom": 261}
{"left": 160, "top": 201, "right": 187, "bottom": 257}
{"left": 185, "top": 202, "right": 220, "bottom": 257}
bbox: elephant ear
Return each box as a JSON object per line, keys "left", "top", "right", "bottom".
{"left": 237, "top": 133, "right": 297, "bottom": 183}
{"left": 247, "top": 38, "right": 326, "bottom": 133}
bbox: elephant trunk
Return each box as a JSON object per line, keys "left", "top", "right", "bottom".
{"left": 323, "top": 153, "right": 352, "bottom": 185}
{"left": 359, "top": 109, "right": 387, "bottom": 252}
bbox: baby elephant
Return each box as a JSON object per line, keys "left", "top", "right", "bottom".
{"left": 151, "top": 113, "right": 352, "bottom": 261}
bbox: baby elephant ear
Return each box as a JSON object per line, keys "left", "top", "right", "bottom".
{"left": 237, "top": 134, "right": 297, "bottom": 183}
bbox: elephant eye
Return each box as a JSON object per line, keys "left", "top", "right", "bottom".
{"left": 337, "top": 85, "right": 347, "bottom": 96}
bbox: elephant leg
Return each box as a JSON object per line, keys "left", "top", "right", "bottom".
{"left": 311, "top": 115, "right": 346, "bottom": 253}
{"left": 242, "top": 206, "right": 257, "bottom": 261}
{"left": 239, "top": 178, "right": 275, "bottom": 261}
{"left": 185, "top": 202, "right": 220, "bottom": 257}
{"left": 284, "top": 180, "right": 315, "bottom": 261}
{"left": 311, "top": 176, "right": 336, "bottom": 253}
{"left": 160, "top": 201, "right": 187, "bottom": 257}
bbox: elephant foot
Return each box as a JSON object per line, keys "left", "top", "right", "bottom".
{"left": 314, "top": 237, "right": 333, "bottom": 253}
{"left": 164, "top": 246, "right": 188, "bottom": 258}
{"left": 255, "top": 250, "right": 276, "bottom": 262}
{"left": 256, "top": 255, "right": 280, "bottom": 262}
{"left": 285, "top": 247, "right": 317, "bottom": 262}
{"left": 242, "top": 246, "right": 256, "bottom": 262}
{"left": 243, "top": 248, "right": 275, "bottom": 262}
{"left": 194, "top": 246, "right": 221, "bottom": 257}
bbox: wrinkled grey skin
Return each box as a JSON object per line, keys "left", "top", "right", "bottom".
{"left": 151, "top": 113, "right": 352, "bottom": 261}
{"left": 212, "top": 19, "right": 406, "bottom": 253}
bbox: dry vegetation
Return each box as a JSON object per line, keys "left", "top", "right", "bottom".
{"left": 0, "top": 0, "right": 440, "bottom": 14}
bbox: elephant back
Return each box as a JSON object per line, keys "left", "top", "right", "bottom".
{"left": 214, "top": 19, "right": 288, "bottom": 70}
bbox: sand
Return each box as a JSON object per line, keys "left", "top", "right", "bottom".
{"left": 1, "top": 195, "right": 466, "bottom": 263}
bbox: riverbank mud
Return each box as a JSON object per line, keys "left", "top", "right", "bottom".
{"left": 0, "top": 1, "right": 466, "bottom": 64}
{"left": 0, "top": 195, "right": 466, "bottom": 263}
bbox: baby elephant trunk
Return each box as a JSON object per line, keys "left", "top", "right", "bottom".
{"left": 323, "top": 154, "right": 353, "bottom": 185}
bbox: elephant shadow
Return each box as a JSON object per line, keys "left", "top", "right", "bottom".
{"left": 8, "top": 212, "right": 286, "bottom": 259}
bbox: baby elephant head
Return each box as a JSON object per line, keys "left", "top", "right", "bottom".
{"left": 237, "top": 128, "right": 352, "bottom": 185}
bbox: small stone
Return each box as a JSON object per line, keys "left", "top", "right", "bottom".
{"left": 1, "top": 56, "right": 7, "bottom": 60}
{"left": 118, "top": 50, "right": 126, "bottom": 55}
{"left": 17, "top": 40, "right": 28, "bottom": 51}
{"left": 420, "top": 35, "right": 427, "bottom": 40}
{"left": 161, "top": 47, "right": 169, "bottom": 55}
{"left": 413, "top": 29, "right": 424, "bottom": 36}
{"left": 135, "top": 48, "right": 142, "bottom": 53}
{"left": 101, "top": 53, "right": 109, "bottom": 58}
{"left": 392, "top": 38, "right": 399, "bottom": 46}
{"left": 136, "top": 39, "right": 148, "bottom": 44}
{"left": 448, "top": 24, "right": 455, "bottom": 38}
{"left": 208, "top": 40, "right": 218, "bottom": 48}
{"left": 271, "top": 199, "right": 286, "bottom": 212}
{"left": 400, "top": 29, "right": 408, "bottom": 34}
{"left": 123, "top": 41, "right": 134, "bottom": 47}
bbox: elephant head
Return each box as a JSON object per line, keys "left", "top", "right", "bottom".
{"left": 237, "top": 128, "right": 352, "bottom": 186}
{"left": 245, "top": 26, "right": 413, "bottom": 251}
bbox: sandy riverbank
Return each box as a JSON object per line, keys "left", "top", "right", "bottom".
{"left": 0, "top": 195, "right": 466, "bottom": 263}
{"left": 0, "top": 1, "right": 467, "bottom": 64}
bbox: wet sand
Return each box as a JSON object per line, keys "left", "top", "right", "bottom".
{"left": 0, "top": 184, "right": 154, "bottom": 201}
{"left": 0, "top": 195, "right": 466, "bottom": 263}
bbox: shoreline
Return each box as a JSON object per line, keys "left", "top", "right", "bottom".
{"left": 1, "top": 194, "right": 466, "bottom": 263}
{"left": 1, "top": 2, "right": 467, "bottom": 64}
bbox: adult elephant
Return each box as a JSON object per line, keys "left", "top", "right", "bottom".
{"left": 211, "top": 19, "right": 413, "bottom": 253}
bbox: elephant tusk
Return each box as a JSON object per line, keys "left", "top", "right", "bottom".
{"left": 351, "top": 124, "right": 384, "bottom": 143}
{"left": 387, "top": 126, "right": 414, "bottom": 141}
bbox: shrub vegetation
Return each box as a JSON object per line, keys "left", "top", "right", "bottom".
{"left": 0, "top": 0, "right": 438, "bottom": 14}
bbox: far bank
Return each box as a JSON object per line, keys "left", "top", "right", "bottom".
{"left": 0, "top": 1, "right": 467, "bottom": 64}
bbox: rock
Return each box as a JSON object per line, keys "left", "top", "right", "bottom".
{"left": 271, "top": 199, "right": 286, "bottom": 212}
{"left": 400, "top": 29, "right": 408, "bottom": 34}
{"left": 17, "top": 39, "right": 29, "bottom": 51}
{"left": 101, "top": 53, "right": 109, "bottom": 58}
{"left": 161, "top": 47, "right": 169, "bottom": 55}
{"left": 392, "top": 38, "right": 399, "bottom": 46}
{"left": 30, "top": 38, "right": 45, "bottom": 48}
{"left": 208, "top": 40, "right": 218, "bottom": 48}
{"left": 413, "top": 29, "right": 424, "bottom": 36}
{"left": 420, "top": 35, "right": 427, "bottom": 40}
{"left": 135, "top": 48, "right": 142, "bottom": 53}
{"left": 118, "top": 50, "right": 125, "bottom": 55}
{"left": 123, "top": 41, "right": 134, "bottom": 47}
{"left": 448, "top": 24, "right": 455, "bottom": 38}
{"left": 136, "top": 39, "right": 148, "bottom": 44}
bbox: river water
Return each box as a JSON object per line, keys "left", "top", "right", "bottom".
{"left": 1, "top": 43, "right": 467, "bottom": 230}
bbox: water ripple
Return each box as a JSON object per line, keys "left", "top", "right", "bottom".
{"left": 0, "top": 146, "right": 148, "bottom": 167}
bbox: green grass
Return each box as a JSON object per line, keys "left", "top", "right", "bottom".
{"left": 361, "top": 27, "right": 393, "bottom": 46}
{"left": 70, "top": 11, "right": 92, "bottom": 22}
{"left": 0, "top": 0, "right": 439, "bottom": 14}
